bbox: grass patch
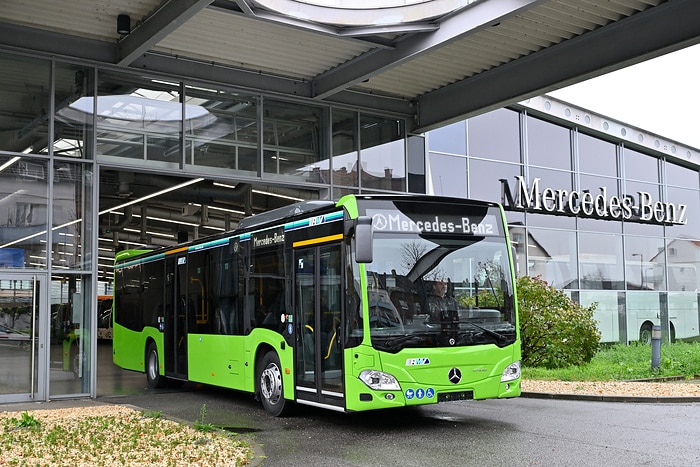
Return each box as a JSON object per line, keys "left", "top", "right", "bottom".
{"left": 522, "top": 341, "right": 700, "bottom": 381}
{"left": 0, "top": 405, "right": 253, "bottom": 466}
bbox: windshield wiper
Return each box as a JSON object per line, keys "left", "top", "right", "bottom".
{"left": 375, "top": 332, "right": 433, "bottom": 352}
{"left": 461, "top": 321, "right": 508, "bottom": 343}
{"left": 484, "top": 274, "right": 502, "bottom": 309}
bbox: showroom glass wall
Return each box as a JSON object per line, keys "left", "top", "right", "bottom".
{"left": 0, "top": 53, "right": 96, "bottom": 399}
{"left": 0, "top": 50, "right": 414, "bottom": 399}
{"left": 427, "top": 108, "right": 700, "bottom": 344}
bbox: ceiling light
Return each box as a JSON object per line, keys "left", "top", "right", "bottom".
{"left": 0, "top": 156, "right": 20, "bottom": 172}
{"left": 117, "top": 14, "right": 131, "bottom": 35}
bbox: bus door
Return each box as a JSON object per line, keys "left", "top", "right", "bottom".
{"left": 294, "top": 243, "right": 345, "bottom": 410}
{"left": 164, "top": 253, "right": 188, "bottom": 380}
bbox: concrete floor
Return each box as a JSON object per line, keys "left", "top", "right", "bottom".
{"left": 95, "top": 340, "right": 150, "bottom": 397}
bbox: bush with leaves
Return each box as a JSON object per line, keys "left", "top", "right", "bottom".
{"left": 517, "top": 275, "right": 600, "bottom": 369}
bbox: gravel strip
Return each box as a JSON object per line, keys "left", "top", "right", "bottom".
{"left": 0, "top": 405, "right": 252, "bottom": 466}
{"left": 522, "top": 379, "right": 700, "bottom": 398}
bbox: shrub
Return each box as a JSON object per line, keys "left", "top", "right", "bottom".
{"left": 517, "top": 275, "right": 600, "bottom": 369}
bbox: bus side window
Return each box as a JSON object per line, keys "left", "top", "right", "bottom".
{"left": 211, "top": 246, "right": 242, "bottom": 336}
{"left": 245, "top": 278, "right": 256, "bottom": 332}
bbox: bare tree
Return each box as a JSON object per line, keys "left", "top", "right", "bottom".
{"left": 399, "top": 240, "right": 427, "bottom": 274}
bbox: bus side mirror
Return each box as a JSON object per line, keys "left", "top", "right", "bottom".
{"left": 354, "top": 216, "right": 374, "bottom": 263}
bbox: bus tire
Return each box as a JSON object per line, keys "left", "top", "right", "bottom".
{"left": 146, "top": 342, "right": 166, "bottom": 389}
{"left": 639, "top": 322, "right": 653, "bottom": 345}
{"left": 670, "top": 323, "right": 676, "bottom": 343}
{"left": 258, "top": 351, "right": 289, "bottom": 416}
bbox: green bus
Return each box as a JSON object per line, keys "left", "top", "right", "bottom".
{"left": 112, "top": 194, "right": 521, "bottom": 416}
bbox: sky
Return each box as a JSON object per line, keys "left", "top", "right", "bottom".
{"left": 548, "top": 43, "right": 700, "bottom": 150}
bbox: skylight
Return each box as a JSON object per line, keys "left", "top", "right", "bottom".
{"left": 252, "top": 0, "right": 478, "bottom": 27}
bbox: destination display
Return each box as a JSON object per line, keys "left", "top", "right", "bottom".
{"left": 366, "top": 209, "right": 501, "bottom": 236}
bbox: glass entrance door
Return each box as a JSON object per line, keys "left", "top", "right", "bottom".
{"left": 0, "top": 275, "right": 46, "bottom": 403}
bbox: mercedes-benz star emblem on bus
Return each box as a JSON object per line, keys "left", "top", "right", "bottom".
{"left": 448, "top": 368, "right": 462, "bottom": 384}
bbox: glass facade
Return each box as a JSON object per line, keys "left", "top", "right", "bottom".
{"left": 427, "top": 107, "right": 700, "bottom": 345}
{"left": 0, "top": 50, "right": 413, "bottom": 401}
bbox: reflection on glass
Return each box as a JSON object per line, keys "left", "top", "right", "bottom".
{"left": 185, "top": 87, "right": 258, "bottom": 174}
{"left": 579, "top": 232, "right": 624, "bottom": 290}
{"left": 526, "top": 228, "right": 578, "bottom": 289}
{"left": 624, "top": 236, "right": 666, "bottom": 291}
{"left": 624, "top": 147, "right": 659, "bottom": 183}
{"left": 95, "top": 73, "right": 182, "bottom": 164}
{"left": 54, "top": 63, "right": 94, "bottom": 159}
{"left": 579, "top": 174, "right": 618, "bottom": 196}
{"left": 668, "top": 292, "right": 700, "bottom": 341}
{"left": 407, "top": 135, "right": 426, "bottom": 194}
{"left": 469, "top": 159, "right": 521, "bottom": 202}
{"left": 52, "top": 162, "right": 93, "bottom": 270}
{"left": 0, "top": 156, "right": 49, "bottom": 269}
{"left": 0, "top": 53, "right": 50, "bottom": 155}
{"left": 360, "top": 115, "right": 405, "bottom": 191}
{"left": 527, "top": 116, "right": 571, "bottom": 170}
{"left": 428, "top": 121, "right": 466, "bottom": 155}
{"left": 0, "top": 278, "right": 39, "bottom": 396}
{"left": 580, "top": 291, "right": 621, "bottom": 343}
{"left": 427, "top": 153, "right": 466, "bottom": 197}
{"left": 332, "top": 109, "right": 358, "bottom": 187}
{"left": 626, "top": 291, "right": 663, "bottom": 343}
{"left": 332, "top": 186, "right": 357, "bottom": 200}
{"left": 263, "top": 99, "right": 323, "bottom": 181}
{"left": 665, "top": 238, "right": 700, "bottom": 292}
{"left": 467, "top": 109, "right": 520, "bottom": 163}
{"left": 666, "top": 161, "right": 699, "bottom": 189}
{"left": 578, "top": 132, "right": 617, "bottom": 177}
{"left": 665, "top": 186, "right": 699, "bottom": 236}
{"left": 578, "top": 217, "right": 621, "bottom": 234}
{"left": 529, "top": 166, "right": 573, "bottom": 192}
{"left": 49, "top": 274, "right": 92, "bottom": 396}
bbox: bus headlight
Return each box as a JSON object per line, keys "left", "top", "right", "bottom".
{"left": 500, "top": 361, "right": 521, "bottom": 382}
{"left": 359, "top": 370, "right": 401, "bottom": 391}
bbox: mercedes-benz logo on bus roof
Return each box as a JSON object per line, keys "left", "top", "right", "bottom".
{"left": 448, "top": 367, "right": 462, "bottom": 384}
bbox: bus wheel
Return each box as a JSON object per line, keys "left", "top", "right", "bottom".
{"left": 259, "top": 351, "right": 289, "bottom": 416}
{"left": 639, "top": 323, "right": 653, "bottom": 345}
{"left": 146, "top": 342, "right": 166, "bottom": 389}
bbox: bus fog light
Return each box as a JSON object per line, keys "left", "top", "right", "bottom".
{"left": 386, "top": 393, "right": 395, "bottom": 400}
{"left": 500, "top": 361, "right": 521, "bottom": 383}
{"left": 359, "top": 370, "right": 401, "bottom": 391}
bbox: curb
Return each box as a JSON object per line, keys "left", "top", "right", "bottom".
{"left": 521, "top": 391, "right": 700, "bottom": 403}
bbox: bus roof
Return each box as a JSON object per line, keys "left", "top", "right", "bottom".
{"left": 237, "top": 200, "right": 335, "bottom": 230}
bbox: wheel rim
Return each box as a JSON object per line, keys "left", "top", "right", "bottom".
{"left": 261, "top": 363, "right": 282, "bottom": 405}
{"left": 640, "top": 328, "right": 652, "bottom": 345}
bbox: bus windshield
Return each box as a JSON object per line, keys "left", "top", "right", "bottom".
{"left": 356, "top": 202, "right": 516, "bottom": 352}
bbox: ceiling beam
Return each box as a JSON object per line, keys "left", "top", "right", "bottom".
{"left": 415, "top": 0, "right": 700, "bottom": 132}
{"left": 0, "top": 20, "right": 412, "bottom": 116}
{"left": 117, "top": 0, "right": 214, "bottom": 66}
{"left": 131, "top": 52, "right": 414, "bottom": 116}
{"left": 311, "top": 0, "right": 545, "bottom": 99}
{"left": 0, "top": 21, "right": 117, "bottom": 63}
